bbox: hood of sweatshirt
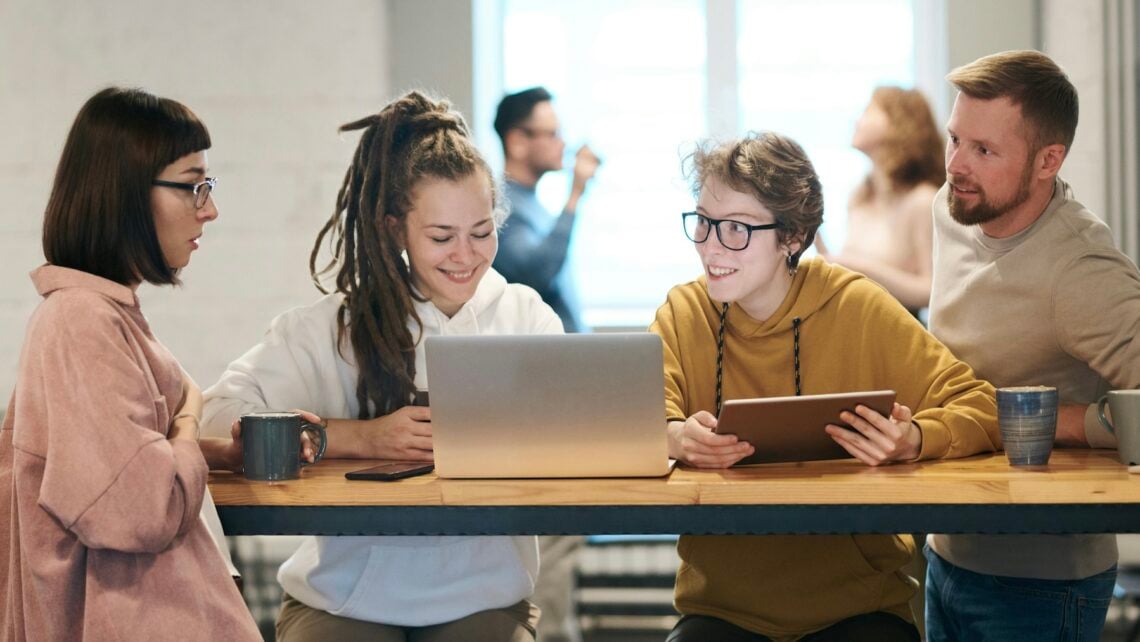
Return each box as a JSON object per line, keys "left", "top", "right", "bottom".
{"left": 410, "top": 267, "right": 510, "bottom": 337}
{"left": 716, "top": 257, "right": 863, "bottom": 340}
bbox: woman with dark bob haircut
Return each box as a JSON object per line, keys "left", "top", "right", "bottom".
{"left": 651, "top": 131, "right": 998, "bottom": 642}
{"left": 0, "top": 87, "right": 260, "bottom": 640}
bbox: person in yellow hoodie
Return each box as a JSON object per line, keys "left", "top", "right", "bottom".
{"left": 652, "top": 132, "right": 1000, "bottom": 642}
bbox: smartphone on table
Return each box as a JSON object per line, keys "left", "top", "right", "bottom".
{"left": 345, "top": 461, "right": 434, "bottom": 481}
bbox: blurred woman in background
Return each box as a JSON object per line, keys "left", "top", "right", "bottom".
{"left": 817, "top": 86, "right": 944, "bottom": 314}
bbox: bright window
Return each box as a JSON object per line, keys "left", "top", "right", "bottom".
{"left": 737, "top": 0, "right": 914, "bottom": 256}
{"left": 500, "top": 0, "right": 915, "bottom": 329}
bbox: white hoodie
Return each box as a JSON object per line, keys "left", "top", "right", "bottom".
{"left": 202, "top": 269, "right": 562, "bottom": 625}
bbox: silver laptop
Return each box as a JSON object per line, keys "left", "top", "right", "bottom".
{"left": 425, "top": 333, "right": 671, "bottom": 478}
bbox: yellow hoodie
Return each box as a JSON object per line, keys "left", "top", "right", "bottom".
{"left": 650, "top": 258, "right": 998, "bottom": 640}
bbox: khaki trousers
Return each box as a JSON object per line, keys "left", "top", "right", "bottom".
{"left": 532, "top": 535, "right": 584, "bottom": 642}
{"left": 277, "top": 593, "right": 539, "bottom": 642}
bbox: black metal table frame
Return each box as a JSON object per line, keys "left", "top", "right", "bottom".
{"left": 217, "top": 503, "right": 1140, "bottom": 536}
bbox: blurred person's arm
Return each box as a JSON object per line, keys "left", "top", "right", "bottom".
{"left": 497, "top": 145, "right": 600, "bottom": 292}
{"left": 813, "top": 233, "right": 832, "bottom": 257}
{"left": 830, "top": 185, "right": 935, "bottom": 310}
{"left": 495, "top": 213, "right": 575, "bottom": 292}
{"left": 563, "top": 145, "right": 600, "bottom": 215}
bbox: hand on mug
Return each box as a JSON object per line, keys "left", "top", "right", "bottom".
{"left": 291, "top": 409, "right": 323, "bottom": 463}
{"left": 224, "top": 408, "right": 323, "bottom": 473}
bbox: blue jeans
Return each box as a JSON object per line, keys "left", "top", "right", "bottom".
{"left": 923, "top": 543, "right": 1115, "bottom": 642}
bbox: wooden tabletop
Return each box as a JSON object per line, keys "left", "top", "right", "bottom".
{"left": 208, "top": 450, "right": 1140, "bottom": 507}
{"left": 208, "top": 451, "right": 1140, "bottom": 538}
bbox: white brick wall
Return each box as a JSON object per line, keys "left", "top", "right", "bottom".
{"left": 0, "top": 0, "right": 391, "bottom": 399}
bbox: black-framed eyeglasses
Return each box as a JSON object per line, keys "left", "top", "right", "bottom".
{"left": 682, "top": 211, "right": 778, "bottom": 251}
{"left": 518, "top": 126, "right": 561, "bottom": 140}
{"left": 152, "top": 177, "right": 217, "bottom": 209}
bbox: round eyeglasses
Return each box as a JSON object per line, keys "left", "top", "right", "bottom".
{"left": 152, "top": 177, "right": 217, "bottom": 209}
{"left": 682, "top": 211, "right": 778, "bottom": 251}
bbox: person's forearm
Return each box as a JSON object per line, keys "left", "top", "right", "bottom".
{"left": 168, "top": 414, "right": 200, "bottom": 442}
{"left": 199, "top": 437, "right": 240, "bottom": 472}
{"left": 564, "top": 189, "right": 584, "bottom": 216}
{"left": 178, "top": 367, "right": 203, "bottom": 415}
{"left": 323, "top": 419, "right": 358, "bottom": 458}
{"left": 870, "top": 269, "right": 931, "bottom": 310}
{"left": 837, "top": 255, "right": 931, "bottom": 309}
{"left": 667, "top": 420, "right": 686, "bottom": 460}
{"left": 898, "top": 420, "right": 923, "bottom": 462}
{"left": 323, "top": 418, "right": 373, "bottom": 458}
{"left": 1055, "top": 404, "right": 1089, "bottom": 447}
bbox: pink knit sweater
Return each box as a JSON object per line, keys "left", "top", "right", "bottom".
{"left": 0, "top": 266, "right": 259, "bottom": 641}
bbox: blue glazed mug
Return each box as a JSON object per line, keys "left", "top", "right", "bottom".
{"left": 240, "top": 411, "right": 327, "bottom": 481}
{"left": 997, "top": 386, "right": 1058, "bottom": 466}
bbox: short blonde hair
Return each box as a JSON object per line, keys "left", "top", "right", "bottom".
{"left": 947, "top": 49, "right": 1078, "bottom": 152}
{"left": 685, "top": 132, "right": 823, "bottom": 269}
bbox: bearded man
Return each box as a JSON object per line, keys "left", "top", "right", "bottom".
{"left": 926, "top": 49, "right": 1140, "bottom": 642}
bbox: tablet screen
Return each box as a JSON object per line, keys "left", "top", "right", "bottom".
{"left": 714, "top": 390, "right": 896, "bottom": 465}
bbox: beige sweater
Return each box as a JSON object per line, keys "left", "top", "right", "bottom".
{"left": 0, "top": 266, "right": 259, "bottom": 641}
{"left": 929, "top": 178, "right": 1140, "bottom": 579}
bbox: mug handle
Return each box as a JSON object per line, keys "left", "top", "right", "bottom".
{"left": 300, "top": 421, "right": 328, "bottom": 466}
{"left": 1098, "top": 395, "right": 1115, "bottom": 435}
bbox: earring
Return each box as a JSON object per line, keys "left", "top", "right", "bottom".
{"left": 786, "top": 251, "right": 797, "bottom": 277}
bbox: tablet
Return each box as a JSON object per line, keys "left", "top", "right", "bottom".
{"left": 714, "top": 390, "right": 897, "bottom": 465}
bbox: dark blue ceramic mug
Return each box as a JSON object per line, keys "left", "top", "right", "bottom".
{"left": 240, "top": 411, "right": 327, "bottom": 481}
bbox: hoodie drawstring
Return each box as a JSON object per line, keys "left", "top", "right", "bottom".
{"left": 714, "top": 303, "right": 729, "bottom": 415}
{"left": 792, "top": 317, "right": 802, "bottom": 396}
{"left": 714, "top": 309, "right": 803, "bottom": 415}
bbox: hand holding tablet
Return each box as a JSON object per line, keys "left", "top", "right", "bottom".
{"left": 824, "top": 399, "right": 923, "bottom": 466}
{"left": 714, "top": 390, "right": 898, "bottom": 465}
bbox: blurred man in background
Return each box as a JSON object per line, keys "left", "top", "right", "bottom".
{"left": 494, "top": 86, "right": 600, "bottom": 333}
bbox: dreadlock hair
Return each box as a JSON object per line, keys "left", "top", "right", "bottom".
{"left": 309, "top": 91, "right": 500, "bottom": 419}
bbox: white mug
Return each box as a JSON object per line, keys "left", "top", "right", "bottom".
{"left": 1098, "top": 390, "right": 1140, "bottom": 466}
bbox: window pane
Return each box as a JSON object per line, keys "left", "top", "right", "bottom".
{"left": 503, "top": 0, "right": 707, "bottom": 328}
{"left": 499, "top": 0, "right": 916, "bottom": 328}
{"left": 737, "top": 0, "right": 915, "bottom": 253}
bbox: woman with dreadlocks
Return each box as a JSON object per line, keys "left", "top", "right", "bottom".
{"left": 650, "top": 132, "right": 999, "bottom": 642}
{"left": 202, "top": 91, "right": 560, "bottom": 641}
